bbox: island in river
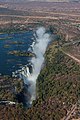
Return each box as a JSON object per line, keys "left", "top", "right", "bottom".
{"left": 0, "top": 31, "right": 34, "bottom": 76}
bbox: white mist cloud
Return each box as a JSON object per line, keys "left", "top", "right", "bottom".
{"left": 24, "top": 27, "right": 50, "bottom": 103}
{"left": 12, "top": 27, "right": 51, "bottom": 105}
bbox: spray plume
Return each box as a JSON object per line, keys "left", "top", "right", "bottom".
{"left": 27, "top": 27, "right": 50, "bottom": 103}
{"left": 13, "top": 27, "right": 51, "bottom": 105}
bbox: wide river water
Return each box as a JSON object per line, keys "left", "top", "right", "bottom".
{"left": 0, "top": 31, "right": 34, "bottom": 76}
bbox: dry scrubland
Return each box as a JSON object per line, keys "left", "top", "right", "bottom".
{"left": 0, "top": 2, "right": 80, "bottom": 120}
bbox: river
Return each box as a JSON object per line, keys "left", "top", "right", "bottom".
{"left": 0, "top": 31, "right": 34, "bottom": 76}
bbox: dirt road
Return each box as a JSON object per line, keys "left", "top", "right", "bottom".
{"left": 62, "top": 50, "right": 80, "bottom": 64}
{"left": 63, "top": 104, "right": 77, "bottom": 120}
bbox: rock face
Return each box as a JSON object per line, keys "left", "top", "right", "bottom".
{"left": 0, "top": 75, "right": 23, "bottom": 101}
{"left": 16, "top": 85, "right": 31, "bottom": 107}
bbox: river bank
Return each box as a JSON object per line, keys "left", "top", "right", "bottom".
{"left": 0, "top": 30, "right": 34, "bottom": 75}
{"left": 0, "top": 39, "right": 80, "bottom": 119}
{"left": 0, "top": 25, "right": 80, "bottom": 119}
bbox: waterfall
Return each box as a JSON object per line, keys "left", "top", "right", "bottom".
{"left": 12, "top": 27, "right": 51, "bottom": 105}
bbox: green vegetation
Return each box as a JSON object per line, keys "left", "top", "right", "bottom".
{"left": 0, "top": 75, "right": 23, "bottom": 101}
{"left": 8, "top": 50, "right": 35, "bottom": 57}
{"left": 4, "top": 44, "right": 10, "bottom": 48}
{"left": 0, "top": 41, "right": 80, "bottom": 119}
{"left": 0, "top": 36, "right": 12, "bottom": 40}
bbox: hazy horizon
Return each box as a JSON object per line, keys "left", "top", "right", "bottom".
{"left": 0, "top": 0, "right": 79, "bottom": 3}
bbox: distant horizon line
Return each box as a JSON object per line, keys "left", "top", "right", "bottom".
{"left": 0, "top": 1, "right": 79, "bottom": 3}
